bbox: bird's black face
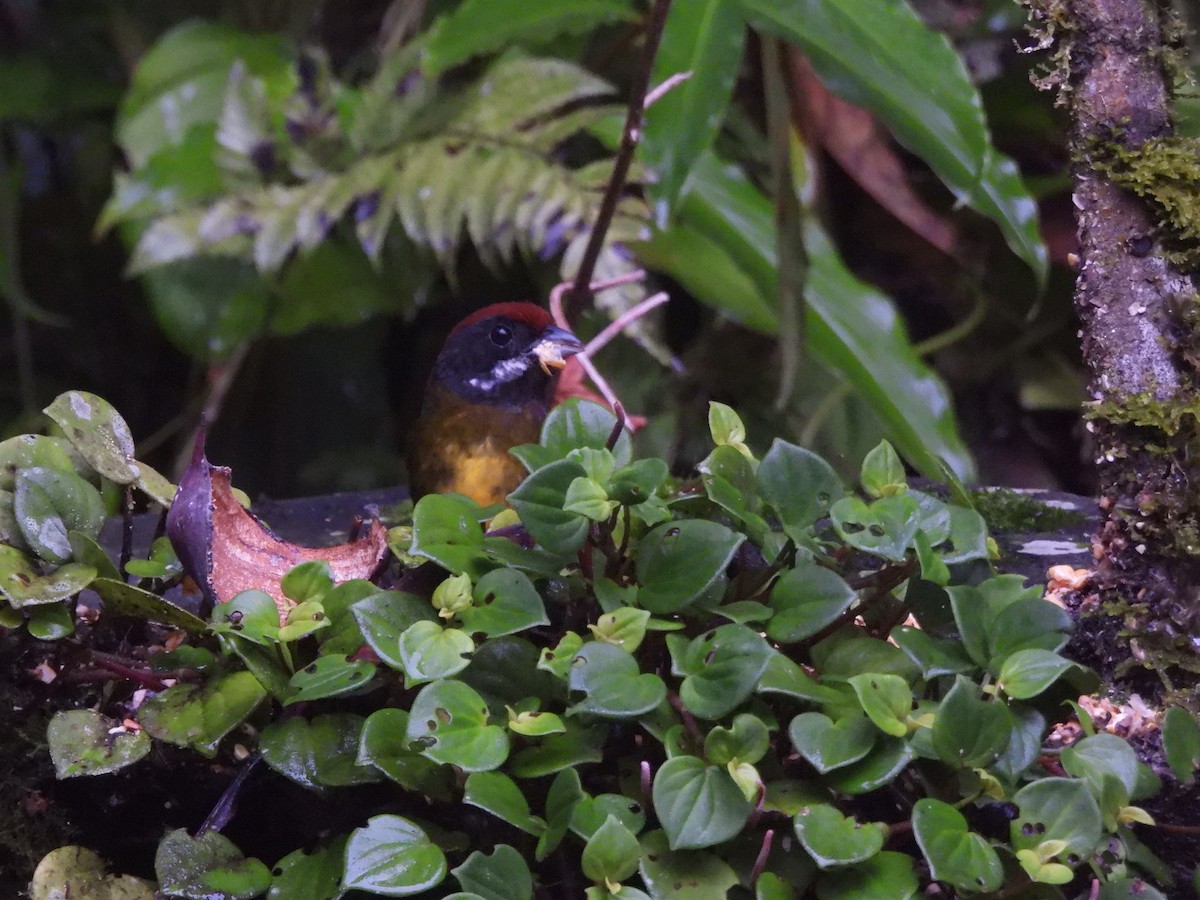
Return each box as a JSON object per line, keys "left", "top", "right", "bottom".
{"left": 433, "top": 315, "right": 584, "bottom": 409}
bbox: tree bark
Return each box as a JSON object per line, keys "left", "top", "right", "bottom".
{"left": 1068, "top": 0, "right": 1200, "bottom": 648}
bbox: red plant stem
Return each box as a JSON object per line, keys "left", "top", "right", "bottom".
{"left": 584, "top": 291, "right": 669, "bottom": 357}
{"left": 667, "top": 691, "right": 703, "bottom": 745}
{"left": 88, "top": 651, "right": 170, "bottom": 692}
{"left": 568, "top": 0, "right": 673, "bottom": 313}
{"left": 749, "top": 829, "right": 774, "bottom": 887}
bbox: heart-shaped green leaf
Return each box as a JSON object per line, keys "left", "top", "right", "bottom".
{"left": 788, "top": 712, "right": 876, "bottom": 773}
{"left": 0, "top": 545, "right": 95, "bottom": 608}
{"left": 14, "top": 467, "right": 106, "bottom": 564}
{"left": 508, "top": 459, "right": 590, "bottom": 555}
{"left": 464, "top": 771, "right": 547, "bottom": 835}
{"left": 155, "top": 828, "right": 272, "bottom": 900}
{"left": 357, "top": 708, "right": 450, "bottom": 796}
{"left": 570, "top": 794, "right": 646, "bottom": 841}
{"left": 568, "top": 641, "right": 666, "bottom": 718}
{"left": 0, "top": 434, "right": 75, "bottom": 490}
{"left": 582, "top": 815, "right": 641, "bottom": 890}
{"left": 510, "top": 722, "right": 608, "bottom": 778}
{"left": 139, "top": 670, "right": 267, "bottom": 757}
{"left": 406, "top": 679, "right": 509, "bottom": 771}
{"left": 848, "top": 673, "right": 912, "bottom": 737}
{"left": 636, "top": 829, "right": 739, "bottom": 900}
{"left": 1163, "top": 706, "right": 1200, "bottom": 782}
{"left": 889, "top": 625, "right": 975, "bottom": 679}
{"left": 410, "top": 493, "right": 487, "bottom": 573}
{"left": 932, "top": 675, "right": 1012, "bottom": 768}
{"left": 827, "top": 736, "right": 914, "bottom": 795}
{"left": 997, "top": 649, "right": 1086, "bottom": 699}
{"left": 47, "top": 709, "right": 151, "bottom": 778}
{"left": 815, "top": 850, "right": 918, "bottom": 900}
{"left": 44, "top": 391, "right": 139, "bottom": 484}
{"left": 398, "top": 620, "right": 474, "bottom": 684}
{"left": 794, "top": 803, "right": 885, "bottom": 869}
{"left": 705, "top": 713, "right": 770, "bottom": 766}
{"left": 260, "top": 713, "right": 380, "bottom": 789}
{"left": 459, "top": 568, "right": 549, "bottom": 637}
{"left": 451, "top": 844, "right": 533, "bottom": 900}
{"left": 536, "top": 768, "right": 586, "bottom": 861}
{"left": 830, "top": 494, "right": 920, "bottom": 562}
{"left": 912, "top": 798, "right": 1003, "bottom": 893}
{"left": 988, "top": 598, "right": 1071, "bottom": 662}
{"left": 209, "top": 590, "right": 281, "bottom": 644}
{"left": 342, "top": 814, "right": 447, "bottom": 896}
{"left": 767, "top": 562, "right": 857, "bottom": 644}
{"left": 267, "top": 836, "right": 346, "bottom": 900}
{"left": 677, "top": 624, "right": 772, "bottom": 719}
{"left": 352, "top": 591, "right": 438, "bottom": 670}
{"left": 635, "top": 520, "right": 743, "bottom": 614}
{"left": 285, "top": 653, "right": 376, "bottom": 704}
{"left": 859, "top": 440, "right": 906, "bottom": 499}
{"left": 652, "top": 755, "right": 753, "bottom": 850}
{"left": 757, "top": 440, "right": 844, "bottom": 535}
{"left": 589, "top": 606, "right": 651, "bottom": 653}
{"left": 1011, "top": 778, "right": 1103, "bottom": 859}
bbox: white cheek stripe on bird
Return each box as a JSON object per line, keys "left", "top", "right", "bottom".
{"left": 468, "top": 355, "right": 533, "bottom": 393}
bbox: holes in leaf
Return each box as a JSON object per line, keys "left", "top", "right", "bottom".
{"left": 841, "top": 521, "right": 865, "bottom": 534}
{"left": 435, "top": 708, "right": 452, "bottom": 724}
{"left": 304, "top": 663, "right": 318, "bottom": 674}
{"left": 868, "top": 524, "right": 886, "bottom": 537}
{"left": 228, "top": 611, "right": 244, "bottom": 624}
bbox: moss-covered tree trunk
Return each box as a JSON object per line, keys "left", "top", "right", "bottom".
{"left": 1067, "top": 0, "right": 1200, "bottom": 690}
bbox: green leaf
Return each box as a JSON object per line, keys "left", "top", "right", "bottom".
{"left": 652, "top": 755, "right": 753, "bottom": 850}
{"left": 1011, "top": 778, "right": 1103, "bottom": 858}
{"left": 831, "top": 494, "right": 921, "bottom": 562}
{"left": 460, "top": 636, "right": 563, "bottom": 707}
{"left": 987, "top": 598, "right": 1071, "bottom": 663}
{"left": 568, "top": 640, "right": 667, "bottom": 718}
{"left": 0, "top": 545, "right": 95, "bottom": 608}
{"left": 47, "top": 709, "right": 151, "bottom": 778}
{"left": 757, "top": 440, "right": 844, "bottom": 535}
{"left": 788, "top": 712, "right": 876, "bottom": 774}
{"left": 676, "top": 624, "right": 773, "bottom": 719}
{"left": 451, "top": 844, "right": 533, "bottom": 900}
{"left": 0, "top": 434, "right": 75, "bottom": 491}
{"left": 939, "top": 506, "right": 989, "bottom": 565}
{"left": 14, "top": 467, "right": 106, "bottom": 564}
{"left": 459, "top": 568, "right": 550, "bottom": 637}
{"left": 280, "top": 560, "right": 332, "bottom": 604}
{"left": 43, "top": 391, "right": 140, "bottom": 484}
{"left": 352, "top": 591, "right": 438, "bottom": 670}
{"left": 537, "top": 768, "right": 587, "bottom": 860}
{"left": 704, "top": 713, "right": 770, "bottom": 766}
{"left": 1061, "top": 733, "right": 1140, "bottom": 799}
{"left": 1163, "top": 706, "right": 1200, "bottom": 782}
{"left": 406, "top": 679, "right": 509, "bottom": 771}
{"left": 155, "top": 829, "right": 272, "bottom": 900}
{"left": 637, "top": 830, "right": 739, "bottom": 900}
{"left": 699, "top": 445, "right": 770, "bottom": 543}
{"left": 424, "top": 0, "right": 635, "bottom": 74}
{"left": 285, "top": 654, "right": 376, "bottom": 704}
{"left": 342, "top": 814, "right": 447, "bottom": 896}
{"left": 25, "top": 601, "right": 75, "bottom": 639}
{"left": 815, "top": 634, "right": 920, "bottom": 683}
{"left": 410, "top": 493, "right": 488, "bottom": 574}
{"left": 508, "top": 460, "right": 590, "bottom": 556}
{"left": 358, "top": 707, "right": 448, "bottom": 790}
{"left": 582, "top": 815, "right": 641, "bottom": 889}
{"left": 826, "top": 736, "right": 913, "bottom": 795}
{"left": 757, "top": 652, "right": 842, "bottom": 705}
{"left": 848, "top": 673, "right": 912, "bottom": 737}
{"left": 635, "top": 519, "right": 743, "bottom": 614}
{"left": 589, "top": 607, "right": 652, "bottom": 653}
{"left": 860, "top": 441, "right": 906, "bottom": 498}
{"left": 889, "top": 625, "right": 975, "bottom": 679}
{"left": 742, "top": 0, "right": 1046, "bottom": 282}
{"left": 570, "top": 794, "right": 646, "bottom": 841}
{"left": 911, "top": 799, "right": 1003, "bottom": 894}
{"left": 794, "top": 803, "right": 885, "bottom": 869}
{"left": 541, "top": 400, "right": 633, "bottom": 468}
{"left": 398, "top": 621, "right": 474, "bottom": 684}
{"left": 138, "top": 670, "right": 267, "bottom": 757}
{"left": 991, "top": 706, "right": 1046, "bottom": 783}
{"left": 997, "top": 649, "right": 1086, "bottom": 699}
{"left": 209, "top": 590, "right": 281, "bottom": 645}
{"left": 814, "top": 851, "right": 918, "bottom": 900}
{"left": 463, "top": 771, "right": 547, "bottom": 835}
{"left": 643, "top": 0, "right": 745, "bottom": 217}
{"left": 268, "top": 837, "right": 346, "bottom": 900}
{"left": 932, "top": 675, "right": 1012, "bottom": 768}
{"left": 260, "top": 713, "right": 381, "bottom": 789}
{"left": 767, "top": 561, "right": 857, "bottom": 644}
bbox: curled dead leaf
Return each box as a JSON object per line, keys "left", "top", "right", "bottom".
{"left": 166, "top": 431, "right": 388, "bottom": 623}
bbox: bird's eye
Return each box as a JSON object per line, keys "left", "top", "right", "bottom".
{"left": 489, "top": 325, "right": 513, "bottom": 346}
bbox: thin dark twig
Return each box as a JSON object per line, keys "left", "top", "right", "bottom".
{"left": 568, "top": 0, "right": 673, "bottom": 313}
{"left": 198, "top": 755, "right": 262, "bottom": 837}
{"left": 121, "top": 484, "right": 135, "bottom": 580}
{"left": 667, "top": 690, "right": 704, "bottom": 745}
{"left": 605, "top": 402, "right": 627, "bottom": 452}
{"left": 740, "top": 539, "right": 796, "bottom": 601}
{"left": 802, "top": 558, "right": 918, "bottom": 649}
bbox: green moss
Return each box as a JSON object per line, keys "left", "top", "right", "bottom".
{"left": 1095, "top": 136, "right": 1200, "bottom": 270}
{"left": 970, "top": 488, "right": 1085, "bottom": 533}
{"left": 1085, "top": 391, "right": 1200, "bottom": 437}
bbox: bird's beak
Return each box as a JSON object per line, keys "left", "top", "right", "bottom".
{"left": 529, "top": 325, "right": 585, "bottom": 374}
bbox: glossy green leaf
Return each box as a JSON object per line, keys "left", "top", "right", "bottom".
{"left": 705, "top": 713, "right": 770, "bottom": 766}
{"left": 643, "top": 0, "right": 744, "bottom": 216}
{"left": 398, "top": 621, "right": 474, "bottom": 684}
{"left": 410, "top": 493, "right": 488, "bottom": 574}
{"left": 542, "top": 400, "right": 633, "bottom": 468}
{"left": 14, "top": 467, "right": 105, "bottom": 565}
{"left": 43, "top": 391, "right": 139, "bottom": 484}
{"left": 932, "top": 676, "right": 1012, "bottom": 768}
{"left": 510, "top": 725, "right": 607, "bottom": 780}
{"left": 536, "top": 768, "right": 586, "bottom": 860}
{"left": 848, "top": 673, "right": 912, "bottom": 738}
{"left": 589, "top": 607, "right": 651, "bottom": 653}
{"left": 357, "top": 708, "right": 451, "bottom": 795}
{"left": 826, "top": 736, "right": 913, "bottom": 795}
{"left": 788, "top": 712, "right": 876, "bottom": 774}
{"left": 138, "top": 670, "right": 267, "bottom": 757}
{"left": 831, "top": 494, "right": 920, "bottom": 562}
{"left": 1062, "top": 733, "right": 1140, "bottom": 799}
{"left": 794, "top": 803, "right": 885, "bottom": 869}
{"left": 0, "top": 545, "right": 95, "bottom": 608}
{"left": 459, "top": 568, "right": 549, "bottom": 637}
{"left": 568, "top": 640, "right": 666, "bottom": 718}
{"left": 209, "top": 589, "right": 282, "bottom": 645}
{"left": 1011, "top": 778, "right": 1103, "bottom": 857}
{"left": 756, "top": 440, "right": 844, "bottom": 534}
{"left": 860, "top": 441, "right": 906, "bottom": 499}
{"left": 406, "top": 679, "right": 509, "bottom": 771}
{"left": 463, "top": 771, "right": 547, "bottom": 835}
{"left": 0, "top": 434, "right": 75, "bottom": 491}
{"left": 582, "top": 815, "right": 641, "bottom": 889}
{"left": 268, "top": 837, "right": 346, "bottom": 900}
{"left": 911, "top": 798, "right": 1003, "bottom": 893}
{"left": 991, "top": 705, "right": 1046, "bottom": 783}
{"left": 451, "top": 844, "right": 533, "bottom": 900}
{"left": 742, "top": 0, "right": 1046, "bottom": 282}
{"left": 285, "top": 654, "right": 376, "bottom": 704}
{"left": 997, "top": 649, "right": 1085, "bottom": 699}
{"left": 352, "top": 591, "right": 438, "bottom": 670}
{"left": 155, "top": 829, "right": 272, "bottom": 900}
{"left": 757, "top": 652, "right": 842, "bottom": 705}
{"left": 25, "top": 600, "right": 75, "bottom": 639}
{"left": 570, "top": 793, "right": 646, "bottom": 840}
{"left": 637, "top": 830, "right": 738, "bottom": 900}
{"left": 1163, "top": 706, "right": 1200, "bottom": 782}
{"left": 814, "top": 851, "right": 918, "bottom": 900}
{"left": 636, "top": 519, "right": 743, "bottom": 614}
{"left": 767, "top": 561, "right": 857, "bottom": 643}
{"left": 508, "top": 460, "right": 590, "bottom": 556}
{"left": 47, "top": 709, "right": 151, "bottom": 778}
{"left": 343, "top": 814, "right": 447, "bottom": 896}
{"left": 676, "top": 624, "right": 772, "bottom": 719}
{"left": 652, "top": 755, "right": 753, "bottom": 850}
{"left": 260, "top": 713, "right": 381, "bottom": 788}
{"left": 987, "top": 598, "right": 1071, "bottom": 663}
